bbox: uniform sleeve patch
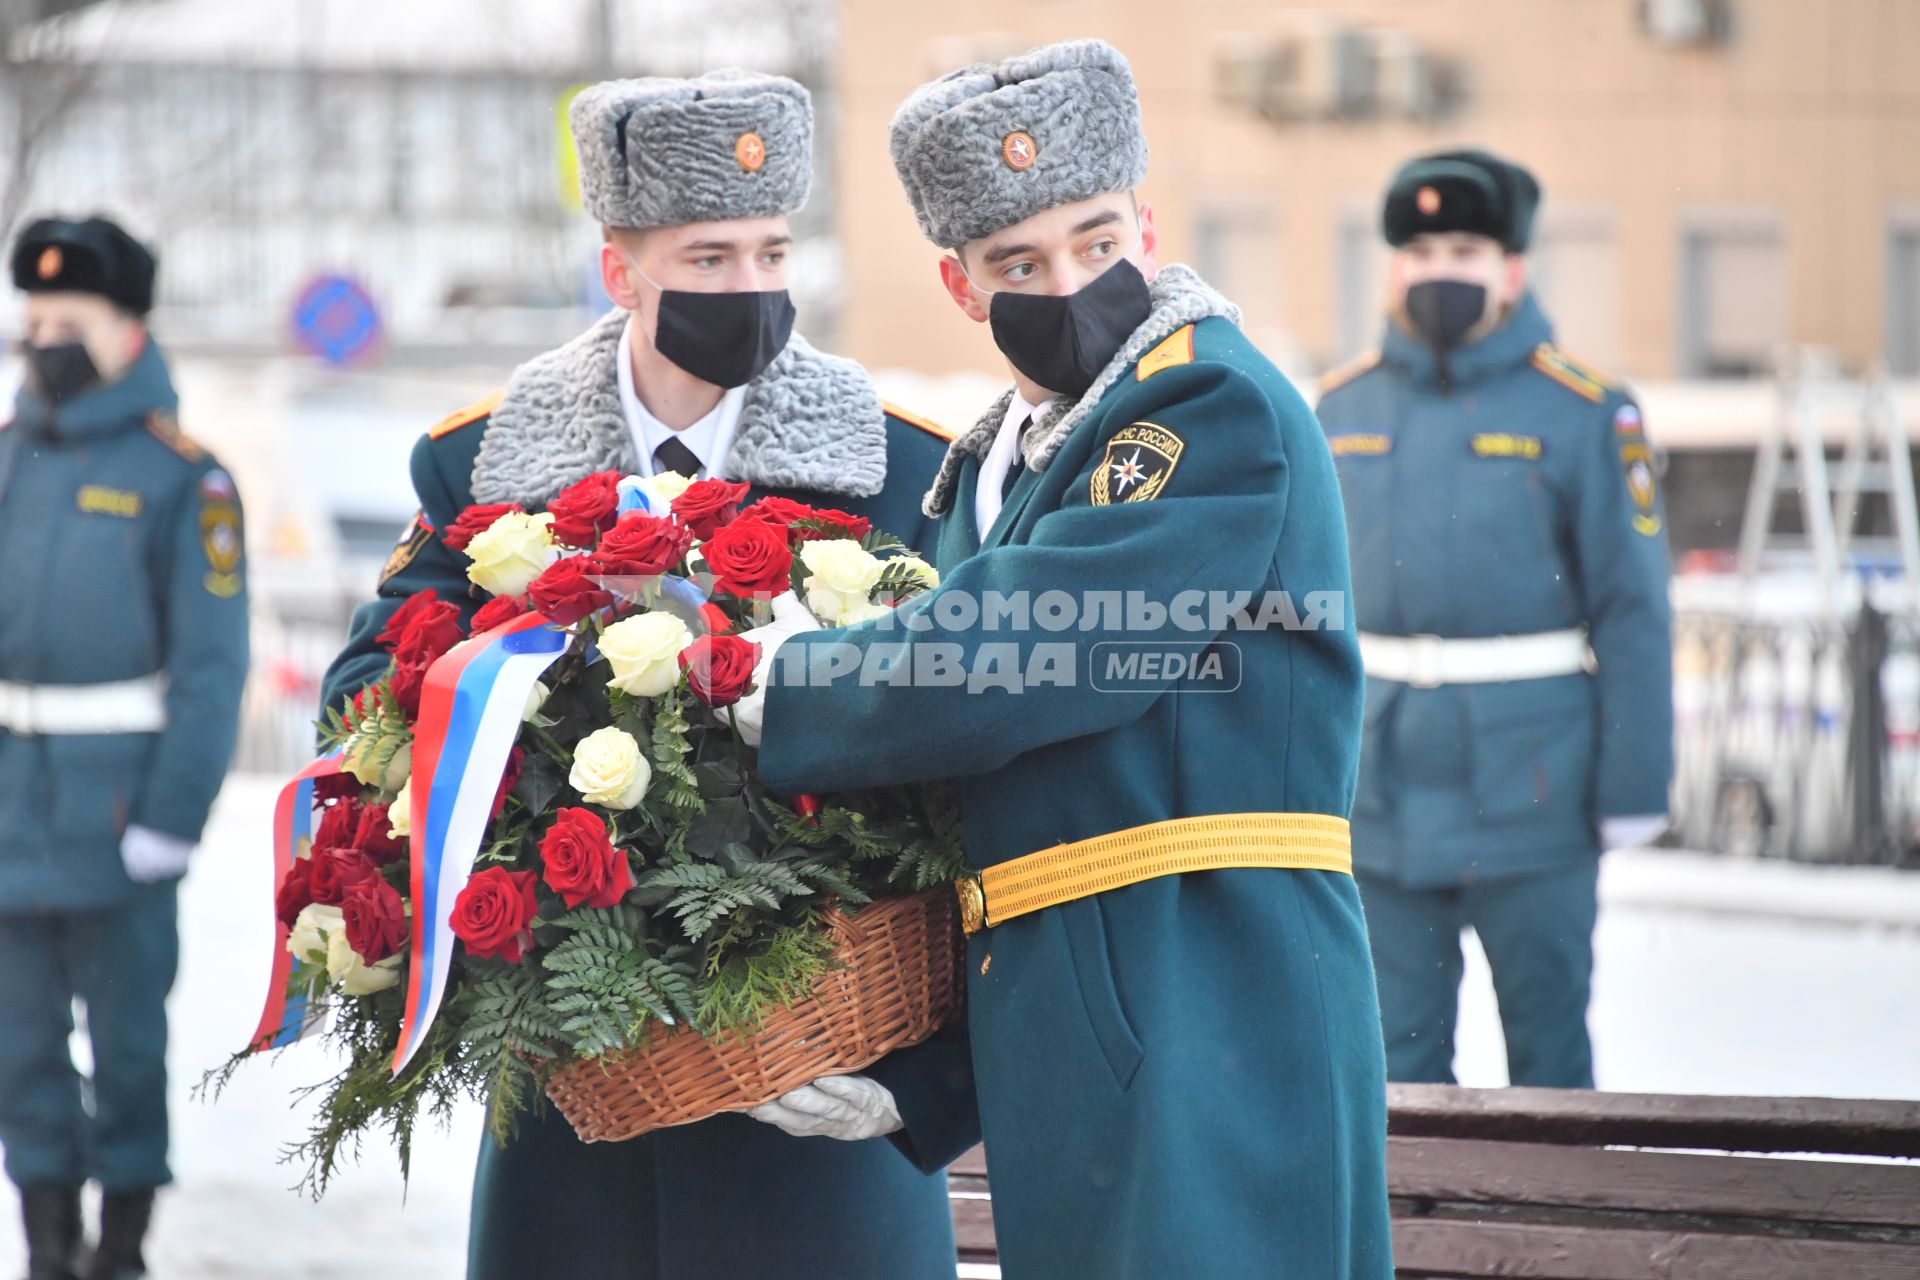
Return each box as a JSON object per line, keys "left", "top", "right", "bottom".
{"left": 1329, "top": 433, "right": 1393, "bottom": 458}
{"left": 1470, "top": 433, "right": 1544, "bottom": 460}
{"left": 199, "top": 468, "right": 238, "bottom": 500}
{"left": 1135, "top": 325, "right": 1195, "bottom": 382}
{"left": 76, "top": 485, "right": 143, "bottom": 518}
{"left": 1620, "top": 441, "right": 1661, "bottom": 536}
{"left": 380, "top": 511, "right": 435, "bottom": 585}
{"left": 1613, "top": 403, "right": 1644, "bottom": 436}
{"left": 200, "top": 496, "right": 244, "bottom": 596}
{"left": 1091, "top": 421, "right": 1185, "bottom": 505}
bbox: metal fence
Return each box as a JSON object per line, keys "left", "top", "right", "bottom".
{"left": 1672, "top": 606, "right": 1920, "bottom": 865}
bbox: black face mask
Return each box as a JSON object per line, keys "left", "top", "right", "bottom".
{"left": 23, "top": 340, "right": 103, "bottom": 403}
{"left": 651, "top": 289, "right": 795, "bottom": 389}
{"left": 988, "top": 258, "right": 1153, "bottom": 398}
{"left": 1404, "top": 279, "right": 1490, "bottom": 353}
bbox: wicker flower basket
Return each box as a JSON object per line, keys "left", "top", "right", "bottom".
{"left": 545, "top": 886, "right": 965, "bottom": 1142}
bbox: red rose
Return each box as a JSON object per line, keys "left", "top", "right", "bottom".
{"left": 537, "top": 807, "right": 633, "bottom": 910}
{"left": 527, "top": 555, "right": 614, "bottom": 626}
{"left": 469, "top": 593, "right": 528, "bottom": 636}
{"left": 450, "top": 867, "right": 540, "bottom": 964}
{"left": 312, "top": 770, "right": 362, "bottom": 804}
{"left": 701, "top": 517, "right": 794, "bottom": 599}
{"left": 795, "top": 507, "right": 871, "bottom": 543}
{"left": 275, "top": 857, "right": 314, "bottom": 931}
{"left": 738, "top": 496, "right": 821, "bottom": 531}
{"left": 598, "top": 512, "right": 694, "bottom": 578}
{"left": 389, "top": 658, "right": 429, "bottom": 718}
{"left": 671, "top": 478, "right": 751, "bottom": 540}
{"left": 679, "top": 633, "right": 761, "bottom": 707}
{"left": 312, "top": 800, "right": 357, "bottom": 853}
{"left": 309, "top": 845, "right": 381, "bottom": 906}
{"left": 341, "top": 875, "right": 408, "bottom": 963}
{"left": 443, "top": 502, "right": 522, "bottom": 553}
{"left": 378, "top": 590, "right": 465, "bottom": 657}
{"left": 352, "top": 801, "right": 408, "bottom": 865}
{"left": 385, "top": 594, "right": 468, "bottom": 715}
{"left": 491, "top": 745, "right": 524, "bottom": 818}
{"left": 546, "top": 470, "right": 624, "bottom": 549}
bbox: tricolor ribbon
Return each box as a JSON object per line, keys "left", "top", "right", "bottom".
{"left": 251, "top": 750, "right": 345, "bottom": 1053}
{"left": 392, "top": 612, "right": 570, "bottom": 1074}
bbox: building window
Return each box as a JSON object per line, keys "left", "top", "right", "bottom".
{"left": 1888, "top": 216, "right": 1920, "bottom": 378}
{"left": 1529, "top": 209, "right": 1621, "bottom": 371}
{"left": 1679, "top": 214, "right": 1788, "bottom": 378}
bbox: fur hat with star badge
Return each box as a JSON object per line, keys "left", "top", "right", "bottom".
{"left": 888, "top": 38, "right": 1150, "bottom": 249}
{"left": 569, "top": 70, "right": 813, "bottom": 230}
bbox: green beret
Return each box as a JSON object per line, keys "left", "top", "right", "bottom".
{"left": 1381, "top": 149, "right": 1540, "bottom": 253}
{"left": 9, "top": 215, "right": 157, "bottom": 315}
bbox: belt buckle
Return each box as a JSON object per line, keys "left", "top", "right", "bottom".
{"left": 955, "top": 876, "right": 987, "bottom": 937}
{"left": 1406, "top": 634, "right": 1445, "bottom": 689}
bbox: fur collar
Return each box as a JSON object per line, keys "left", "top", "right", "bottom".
{"left": 922, "top": 264, "right": 1241, "bottom": 517}
{"left": 471, "top": 309, "right": 888, "bottom": 509}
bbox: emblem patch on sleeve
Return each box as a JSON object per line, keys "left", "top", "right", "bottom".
{"left": 1091, "top": 422, "right": 1185, "bottom": 506}
{"left": 200, "top": 497, "right": 244, "bottom": 596}
{"left": 380, "top": 512, "right": 435, "bottom": 586}
{"left": 1620, "top": 441, "right": 1661, "bottom": 537}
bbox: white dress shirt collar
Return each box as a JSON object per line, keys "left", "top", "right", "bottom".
{"left": 974, "top": 391, "right": 1056, "bottom": 540}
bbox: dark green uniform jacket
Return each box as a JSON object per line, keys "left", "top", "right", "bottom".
{"left": 757, "top": 267, "right": 1393, "bottom": 1280}
{"left": 317, "top": 310, "right": 960, "bottom": 1280}
{"left": 0, "top": 339, "right": 250, "bottom": 913}
{"left": 1316, "top": 293, "right": 1674, "bottom": 888}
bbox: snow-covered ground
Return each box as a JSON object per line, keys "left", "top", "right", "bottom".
{"left": 2, "top": 778, "right": 1917, "bottom": 1277}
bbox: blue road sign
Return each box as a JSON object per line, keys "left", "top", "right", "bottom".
{"left": 291, "top": 274, "right": 382, "bottom": 366}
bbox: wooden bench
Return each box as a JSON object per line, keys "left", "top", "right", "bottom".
{"left": 948, "top": 1084, "right": 1920, "bottom": 1277}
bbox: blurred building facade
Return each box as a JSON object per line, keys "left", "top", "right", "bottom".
{"left": 0, "top": 0, "right": 839, "bottom": 355}
{"left": 834, "top": 0, "right": 1920, "bottom": 385}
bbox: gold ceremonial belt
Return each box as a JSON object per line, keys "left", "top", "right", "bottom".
{"left": 956, "top": 812, "right": 1353, "bottom": 936}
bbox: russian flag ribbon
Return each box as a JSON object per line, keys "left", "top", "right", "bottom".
{"left": 251, "top": 750, "right": 346, "bottom": 1053}
{"left": 392, "top": 612, "right": 570, "bottom": 1074}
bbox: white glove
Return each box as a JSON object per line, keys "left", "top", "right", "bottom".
{"left": 718, "top": 590, "right": 820, "bottom": 747}
{"left": 1600, "top": 813, "right": 1668, "bottom": 851}
{"left": 748, "top": 1073, "right": 903, "bottom": 1141}
{"left": 120, "top": 824, "right": 195, "bottom": 882}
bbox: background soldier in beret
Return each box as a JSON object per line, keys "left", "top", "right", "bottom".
{"left": 1316, "top": 149, "right": 1674, "bottom": 1089}
{"left": 317, "top": 71, "right": 961, "bottom": 1280}
{"left": 729, "top": 38, "right": 1393, "bottom": 1279}
{"left": 0, "top": 216, "right": 250, "bottom": 1280}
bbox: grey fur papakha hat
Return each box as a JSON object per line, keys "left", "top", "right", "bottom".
{"left": 888, "top": 38, "right": 1149, "bottom": 249}
{"left": 570, "top": 70, "right": 812, "bottom": 230}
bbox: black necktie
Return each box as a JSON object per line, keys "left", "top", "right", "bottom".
{"left": 1001, "top": 415, "right": 1033, "bottom": 501}
{"left": 654, "top": 435, "right": 704, "bottom": 480}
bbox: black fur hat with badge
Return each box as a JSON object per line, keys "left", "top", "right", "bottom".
{"left": 9, "top": 215, "right": 157, "bottom": 316}
{"left": 1381, "top": 149, "right": 1540, "bottom": 254}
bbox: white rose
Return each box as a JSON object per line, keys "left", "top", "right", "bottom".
{"left": 387, "top": 777, "right": 412, "bottom": 840}
{"left": 599, "top": 612, "right": 693, "bottom": 697}
{"left": 568, "top": 726, "right": 652, "bottom": 810}
{"left": 343, "top": 735, "right": 410, "bottom": 792}
{"left": 465, "top": 510, "right": 558, "bottom": 598}
{"left": 287, "top": 902, "right": 343, "bottom": 966}
{"left": 637, "top": 471, "right": 694, "bottom": 508}
{"left": 893, "top": 555, "right": 939, "bottom": 591}
{"left": 800, "top": 540, "right": 885, "bottom": 625}
{"left": 523, "top": 680, "right": 551, "bottom": 723}
{"left": 326, "top": 928, "right": 402, "bottom": 996}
